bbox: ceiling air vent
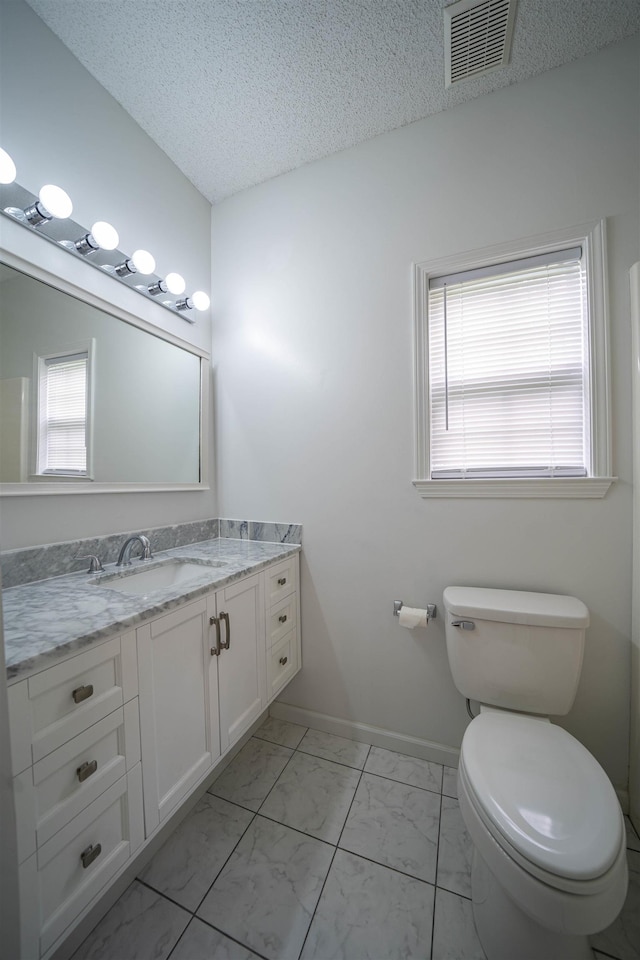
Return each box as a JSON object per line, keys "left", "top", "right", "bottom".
{"left": 444, "top": 0, "right": 516, "bottom": 87}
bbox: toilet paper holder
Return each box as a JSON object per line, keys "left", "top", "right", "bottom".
{"left": 393, "top": 600, "right": 436, "bottom": 620}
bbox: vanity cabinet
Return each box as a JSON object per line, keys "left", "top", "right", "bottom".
{"left": 137, "top": 597, "right": 220, "bottom": 836}
{"left": 7, "top": 632, "right": 143, "bottom": 960}
{"left": 138, "top": 570, "right": 266, "bottom": 834}
{"left": 214, "top": 572, "right": 266, "bottom": 753}
{"left": 7, "top": 550, "right": 300, "bottom": 959}
{"left": 266, "top": 556, "right": 300, "bottom": 700}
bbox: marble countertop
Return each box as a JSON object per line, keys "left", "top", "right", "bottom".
{"left": 3, "top": 538, "right": 301, "bottom": 682}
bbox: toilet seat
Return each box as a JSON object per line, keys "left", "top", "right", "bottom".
{"left": 460, "top": 712, "right": 623, "bottom": 885}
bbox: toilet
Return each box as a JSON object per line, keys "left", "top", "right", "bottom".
{"left": 443, "top": 586, "right": 628, "bottom": 960}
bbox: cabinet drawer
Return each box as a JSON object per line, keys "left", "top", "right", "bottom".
{"left": 268, "top": 594, "right": 297, "bottom": 647}
{"left": 34, "top": 768, "right": 142, "bottom": 955}
{"left": 266, "top": 556, "right": 297, "bottom": 606}
{"left": 267, "top": 630, "right": 298, "bottom": 700}
{"left": 33, "top": 702, "right": 140, "bottom": 849}
{"left": 28, "top": 638, "right": 125, "bottom": 764}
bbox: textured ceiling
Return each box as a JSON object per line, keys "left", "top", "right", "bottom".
{"left": 25, "top": 0, "right": 640, "bottom": 204}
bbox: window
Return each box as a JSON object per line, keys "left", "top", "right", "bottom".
{"left": 413, "top": 222, "right": 614, "bottom": 498}
{"left": 35, "top": 343, "right": 93, "bottom": 477}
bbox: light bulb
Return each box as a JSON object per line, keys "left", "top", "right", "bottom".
{"left": 165, "top": 272, "right": 185, "bottom": 295}
{"left": 90, "top": 221, "right": 119, "bottom": 250}
{"left": 192, "top": 291, "right": 210, "bottom": 311}
{"left": 131, "top": 249, "right": 155, "bottom": 274}
{"left": 38, "top": 184, "right": 73, "bottom": 219}
{"left": 0, "top": 148, "right": 16, "bottom": 184}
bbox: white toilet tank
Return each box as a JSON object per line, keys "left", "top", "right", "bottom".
{"left": 443, "top": 586, "right": 590, "bottom": 715}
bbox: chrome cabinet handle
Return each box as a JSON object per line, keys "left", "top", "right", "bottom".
{"left": 72, "top": 684, "right": 94, "bottom": 704}
{"left": 277, "top": 577, "right": 287, "bottom": 586}
{"left": 80, "top": 843, "right": 102, "bottom": 869}
{"left": 220, "top": 611, "right": 231, "bottom": 649}
{"left": 279, "top": 656, "right": 288, "bottom": 666}
{"left": 77, "top": 760, "right": 98, "bottom": 782}
{"left": 210, "top": 615, "right": 221, "bottom": 656}
{"left": 278, "top": 614, "right": 288, "bottom": 624}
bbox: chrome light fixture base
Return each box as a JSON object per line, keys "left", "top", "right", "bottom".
{"left": 0, "top": 180, "right": 208, "bottom": 321}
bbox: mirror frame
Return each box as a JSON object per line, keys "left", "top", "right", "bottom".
{"left": 0, "top": 229, "right": 210, "bottom": 497}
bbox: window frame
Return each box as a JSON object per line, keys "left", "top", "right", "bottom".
{"left": 412, "top": 221, "right": 615, "bottom": 498}
{"left": 32, "top": 339, "right": 95, "bottom": 480}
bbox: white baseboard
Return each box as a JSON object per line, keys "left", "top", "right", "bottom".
{"left": 269, "top": 701, "right": 460, "bottom": 769}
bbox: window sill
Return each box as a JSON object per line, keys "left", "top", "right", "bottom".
{"left": 412, "top": 477, "right": 617, "bottom": 499}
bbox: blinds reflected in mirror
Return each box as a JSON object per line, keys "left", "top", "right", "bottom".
{"left": 38, "top": 351, "right": 89, "bottom": 475}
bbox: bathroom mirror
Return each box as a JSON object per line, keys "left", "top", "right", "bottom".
{"left": 0, "top": 259, "right": 208, "bottom": 493}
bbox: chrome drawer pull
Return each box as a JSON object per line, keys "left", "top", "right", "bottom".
{"left": 77, "top": 760, "right": 98, "bottom": 782}
{"left": 80, "top": 843, "right": 102, "bottom": 869}
{"left": 279, "top": 656, "right": 288, "bottom": 666}
{"left": 210, "top": 615, "right": 221, "bottom": 656}
{"left": 277, "top": 577, "right": 287, "bottom": 586}
{"left": 220, "top": 611, "right": 231, "bottom": 650}
{"left": 72, "top": 684, "right": 94, "bottom": 704}
{"left": 278, "top": 614, "right": 288, "bottom": 624}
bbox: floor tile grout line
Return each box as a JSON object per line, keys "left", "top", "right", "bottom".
{"left": 430, "top": 791, "right": 445, "bottom": 960}
{"left": 208, "top": 734, "right": 296, "bottom": 814}
{"left": 253, "top": 742, "right": 302, "bottom": 813}
{"left": 193, "top": 914, "right": 272, "bottom": 960}
{"left": 190, "top": 810, "right": 258, "bottom": 918}
{"left": 296, "top": 745, "right": 371, "bottom": 771}
{"left": 362, "top": 767, "right": 446, "bottom": 797}
{"left": 135, "top": 877, "right": 196, "bottom": 915}
{"left": 252, "top": 809, "right": 340, "bottom": 849}
{"left": 334, "top": 744, "right": 372, "bottom": 850}
{"left": 626, "top": 815, "right": 640, "bottom": 847}
{"left": 253, "top": 726, "right": 309, "bottom": 750}
{"left": 164, "top": 914, "right": 194, "bottom": 960}
{"left": 295, "top": 745, "right": 372, "bottom": 960}
{"left": 591, "top": 948, "right": 632, "bottom": 960}
{"left": 333, "top": 844, "right": 443, "bottom": 891}
{"left": 135, "top": 802, "right": 259, "bottom": 923}
{"left": 435, "top": 879, "right": 473, "bottom": 901}
{"left": 296, "top": 845, "right": 340, "bottom": 960}
{"left": 252, "top": 804, "right": 463, "bottom": 893}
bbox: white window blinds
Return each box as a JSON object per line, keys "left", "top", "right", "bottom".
{"left": 427, "top": 248, "right": 589, "bottom": 479}
{"left": 38, "top": 352, "right": 88, "bottom": 474}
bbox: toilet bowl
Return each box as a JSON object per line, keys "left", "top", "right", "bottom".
{"left": 457, "top": 711, "right": 628, "bottom": 960}
{"left": 443, "top": 586, "right": 629, "bottom": 960}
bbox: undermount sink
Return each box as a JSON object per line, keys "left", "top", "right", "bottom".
{"left": 94, "top": 559, "right": 226, "bottom": 596}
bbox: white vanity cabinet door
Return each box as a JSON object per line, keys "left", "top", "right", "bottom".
{"left": 137, "top": 597, "right": 220, "bottom": 836}
{"left": 212, "top": 573, "right": 266, "bottom": 754}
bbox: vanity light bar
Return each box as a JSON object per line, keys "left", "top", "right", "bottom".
{"left": 0, "top": 148, "right": 211, "bottom": 321}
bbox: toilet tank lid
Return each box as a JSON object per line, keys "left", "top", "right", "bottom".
{"left": 443, "top": 586, "right": 590, "bottom": 628}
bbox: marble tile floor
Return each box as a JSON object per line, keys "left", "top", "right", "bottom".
{"left": 72, "top": 717, "right": 640, "bottom": 960}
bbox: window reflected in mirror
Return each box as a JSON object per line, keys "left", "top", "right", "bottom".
{"left": 0, "top": 262, "right": 202, "bottom": 486}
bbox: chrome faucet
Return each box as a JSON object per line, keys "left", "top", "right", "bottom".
{"left": 116, "top": 534, "right": 153, "bottom": 566}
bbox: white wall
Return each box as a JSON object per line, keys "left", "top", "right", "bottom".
{"left": 212, "top": 37, "right": 640, "bottom": 790}
{"left": 0, "top": 0, "right": 215, "bottom": 548}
